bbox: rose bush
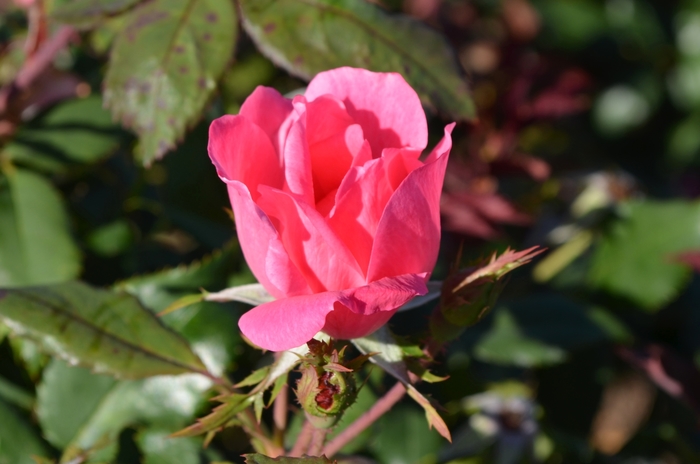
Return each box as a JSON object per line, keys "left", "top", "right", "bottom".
{"left": 209, "top": 67, "right": 454, "bottom": 351}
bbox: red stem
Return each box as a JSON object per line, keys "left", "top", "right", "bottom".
{"left": 289, "top": 420, "right": 314, "bottom": 457}
{"left": 322, "top": 382, "right": 407, "bottom": 457}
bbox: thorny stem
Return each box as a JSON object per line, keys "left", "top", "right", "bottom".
{"left": 322, "top": 382, "right": 407, "bottom": 457}
{"left": 273, "top": 383, "right": 289, "bottom": 446}
{"left": 289, "top": 420, "right": 315, "bottom": 457}
{"left": 308, "top": 428, "right": 328, "bottom": 456}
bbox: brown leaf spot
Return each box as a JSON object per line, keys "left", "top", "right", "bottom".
{"left": 264, "top": 22, "right": 276, "bottom": 33}
{"left": 203, "top": 32, "right": 212, "bottom": 41}
{"left": 206, "top": 12, "right": 218, "bottom": 23}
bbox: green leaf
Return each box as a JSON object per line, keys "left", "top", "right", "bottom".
{"left": 0, "top": 376, "right": 33, "bottom": 410}
{"left": 0, "top": 398, "right": 49, "bottom": 464}
{"left": 50, "top": 0, "right": 142, "bottom": 28}
{"left": 238, "top": 0, "right": 475, "bottom": 120}
{"left": 86, "top": 220, "right": 133, "bottom": 257}
{"left": 104, "top": 0, "right": 237, "bottom": 164}
{"left": 37, "top": 360, "right": 212, "bottom": 460}
{"left": 369, "top": 405, "right": 443, "bottom": 464}
{"left": 117, "top": 244, "right": 245, "bottom": 376}
{"left": 244, "top": 455, "right": 335, "bottom": 464}
{"left": 137, "top": 429, "right": 202, "bottom": 464}
{"left": 0, "top": 281, "right": 209, "bottom": 378}
{"left": 172, "top": 393, "right": 255, "bottom": 437}
{"left": 0, "top": 167, "right": 80, "bottom": 286}
{"left": 353, "top": 325, "right": 410, "bottom": 385}
{"left": 473, "top": 309, "right": 566, "bottom": 368}
{"left": 4, "top": 97, "right": 121, "bottom": 173}
{"left": 353, "top": 327, "right": 451, "bottom": 441}
{"left": 117, "top": 241, "right": 240, "bottom": 311}
{"left": 589, "top": 200, "right": 700, "bottom": 310}
{"left": 36, "top": 360, "right": 117, "bottom": 449}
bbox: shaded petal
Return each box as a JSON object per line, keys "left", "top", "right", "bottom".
{"left": 328, "top": 148, "right": 424, "bottom": 273}
{"left": 257, "top": 186, "right": 365, "bottom": 292}
{"left": 305, "top": 67, "right": 427, "bottom": 156}
{"left": 239, "top": 86, "right": 293, "bottom": 157}
{"left": 208, "top": 115, "right": 283, "bottom": 200}
{"left": 239, "top": 291, "right": 342, "bottom": 351}
{"left": 367, "top": 124, "right": 454, "bottom": 282}
{"left": 343, "top": 273, "right": 428, "bottom": 315}
{"left": 226, "top": 182, "right": 310, "bottom": 299}
{"left": 280, "top": 108, "right": 315, "bottom": 205}
{"left": 323, "top": 273, "right": 428, "bottom": 339}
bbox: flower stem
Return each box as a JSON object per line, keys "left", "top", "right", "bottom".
{"left": 289, "top": 420, "right": 315, "bottom": 457}
{"left": 308, "top": 428, "right": 328, "bottom": 456}
{"left": 322, "top": 382, "right": 407, "bottom": 457}
{"left": 273, "top": 383, "right": 288, "bottom": 444}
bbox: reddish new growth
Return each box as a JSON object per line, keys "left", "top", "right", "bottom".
{"left": 315, "top": 372, "right": 339, "bottom": 410}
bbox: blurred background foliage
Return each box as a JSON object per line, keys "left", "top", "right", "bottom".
{"left": 1, "top": 0, "right": 700, "bottom": 463}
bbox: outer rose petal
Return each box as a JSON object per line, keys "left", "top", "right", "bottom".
{"left": 257, "top": 186, "right": 364, "bottom": 292}
{"left": 239, "top": 292, "right": 340, "bottom": 351}
{"left": 239, "top": 86, "right": 293, "bottom": 157}
{"left": 208, "top": 115, "right": 283, "bottom": 199}
{"left": 226, "top": 183, "right": 311, "bottom": 299}
{"left": 239, "top": 273, "right": 428, "bottom": 350}
{"left": 305, "top": 67, "right": 428, "bottom": 156}
{"left": 324, "top": 273, "right": 429, "bottom": 339}
{"left": 367, "top": 124, "right": 455, "bottom": 282}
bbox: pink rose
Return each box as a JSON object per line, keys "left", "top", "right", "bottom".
{"left": 209, "top": 67, "right": 454, "bottom": 351}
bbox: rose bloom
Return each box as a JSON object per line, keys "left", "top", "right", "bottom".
{"left": 209, "top": 67, "right": 454, "bottom": 351}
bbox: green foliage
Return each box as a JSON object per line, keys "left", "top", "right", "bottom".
{"left": 0, "top": 167, "right": 80, "bottom": 286}
{"left": 0, "top": 282, "right": 208, "bottom": 378}
{"left": 0, "top": 398, "right": 49, "bottom": 464}
{"left": 104, "top": 0, "right": 237, "bottom": 164}
{"left": 238, "top": 0, "right": 475, "bottom": 120}
{"left": 590, "top": 200, "right": 700, "bottom": 309}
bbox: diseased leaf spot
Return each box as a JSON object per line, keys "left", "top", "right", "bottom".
{"left": 179, "top": 66, "right": 188, "bottom": 74}
{"left": 203, "top": 32, "right": 212, "bottom": 41}
{"left": 264, "top": 22, "right": 276, "bottom": 33}
{"left": 174, "top": 45, "right": 185, "bottom": 54}
{"left": 206, "top": 12, "right": 218, "bottom": 23}
{"left": 198, "top": 77, "right": 208, "bottom": 89}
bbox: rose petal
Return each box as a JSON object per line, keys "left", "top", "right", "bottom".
{"left": 257, "top": 186, "right": 365, "bottom": 292}
{"left": 239, "top": 86, "right": 293, "bottom": 157}
{"left": 225, "top": 182, "right": 311, "bottom": 299}
{"left": 280, "top": 109, "right": 315, "bottom": 205}
{"left": 208, "top": 115, "right": 284, "bottom": 200}
{"left": 239, "top": 291, "right": 341, "bottom": 351}
{"left": 323, "top": 273, "right": 428, "bottom": 339}
{"left": 328, "top": 148, "right": 424, "bottom": 273}
{"left": 305, "top": 67, "right": 428, "bottom": 156}
{"left": 367, "top": 124, "right": 454, "bottom": 282}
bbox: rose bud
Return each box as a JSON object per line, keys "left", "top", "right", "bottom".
{"left": 295, "top": 340, "right": 361, "bottom": 428}
{"left": 209, "top": 67, "right": 455, "bottom": 351}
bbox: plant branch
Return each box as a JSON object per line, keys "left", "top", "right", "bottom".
{"left": 308, "top": 428, "right": 327, "bottom": 456}
{"left": 289, "top": 419, "right": 315, "bottom": 457}
{"left": 323, "top": 381, "right": 407, "bottom": 457}
{"left": 273, "top": 383, "right": 288, "bottom": 446}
